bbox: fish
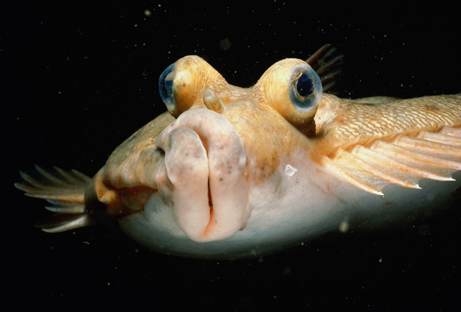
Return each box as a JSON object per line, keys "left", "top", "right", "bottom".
{"left": 15, "top": 45, "right": 461, "bottom": 259}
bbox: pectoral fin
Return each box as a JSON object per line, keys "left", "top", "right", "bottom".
{"left": 320, "top": 126, "right": 461, "bottom": 194}
{"left": 15, "top": 166, "right": 92, "bottom": 232}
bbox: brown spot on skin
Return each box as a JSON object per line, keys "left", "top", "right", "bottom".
{"left": 335, "top": 116, "right": 345, "bottom": 125}
{"left": 426, "top": 105, "right": 440, "bottom": 113}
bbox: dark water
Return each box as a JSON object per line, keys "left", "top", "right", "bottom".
{"left": 4, "top": 2, "right": 460, "bottom": 311}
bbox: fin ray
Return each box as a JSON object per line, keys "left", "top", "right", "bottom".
{"left": 306, "top": 44, "right": 343, "bottom": 94}
{"left": 35, "top": 213, "right": 93, "bottom": 233}
{"left": 322, "top": 127, "right": 461, "bottom": 194}
{"left": 320, "top": 155, "right": 384, "bottom": 195}
{"left": 15, "top": 166, "right": 89, "bottom": 203}
{"left": 15, "top": 166, "right": 93, "bottom": 232}
{"left": 418, "top": 130, "right": 461, "bottom": 147}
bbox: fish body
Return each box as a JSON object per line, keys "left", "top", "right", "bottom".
{"left": 16, "top": 46, "right": 461, "bottom": 258}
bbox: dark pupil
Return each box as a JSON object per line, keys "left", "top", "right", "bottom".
{"left": 296, "top": 73, "right": 314, "bottom": 97}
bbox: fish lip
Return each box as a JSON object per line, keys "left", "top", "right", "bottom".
{"left": 155, "top": 109, "right": 250, "bottom": 242}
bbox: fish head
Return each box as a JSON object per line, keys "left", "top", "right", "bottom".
{"left": 153, "top": 55, "right": 324, "bottom": 243}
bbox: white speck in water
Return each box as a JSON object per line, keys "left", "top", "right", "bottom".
{"left": 339, "top": 217, "right": 350, "bottom": 233}
{"left": 285, "top": 164, "right": 298, "bottom": 176}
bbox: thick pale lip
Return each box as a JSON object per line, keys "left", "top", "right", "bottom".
{"left": 155, "top": 109, "right": 250, "bottom": 242}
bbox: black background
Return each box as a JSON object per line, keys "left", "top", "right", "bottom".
{"left": 3, "top": 1, "right": 461, "bottom": 311}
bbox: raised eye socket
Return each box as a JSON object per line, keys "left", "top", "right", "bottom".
{"left": 289, "top": 65, "right": 322, "bottom": 111}
{"left": 259, "top": 59, "right": 322, "bottom": 128}
{"left": 158, "top": 56, "right": 202, "bottom": 118}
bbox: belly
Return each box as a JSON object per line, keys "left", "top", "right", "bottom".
{"left": 117, "top": 168, "right": 461, "bottom": 259}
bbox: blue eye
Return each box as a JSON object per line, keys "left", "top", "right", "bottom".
{"left": 159, "top": 63, "right": 175, "bottom": 107}
{"left": 157, "top": 57, "right": 200, "bottom": 118}
{"left": 290, "top": 65, "right": 322, "bottom": 110}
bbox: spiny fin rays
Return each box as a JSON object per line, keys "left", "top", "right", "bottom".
{"left": 306, "top": 44, "right": 343, "bottom": 94}
{"left": 15, "top": 165, "right": 90, "bottom": 203}
{"left": 15, "top": 166, "right": 93, "bottom": 232}
{"left": 321, "top": 126, "right": 461, "bottom": 195}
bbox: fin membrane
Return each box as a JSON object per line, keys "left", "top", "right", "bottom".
{"left": 321, "top": 126, "right": 461, "bottom": 195}
{"left": 15, "top": 166, "right": 93, "bottom": 232}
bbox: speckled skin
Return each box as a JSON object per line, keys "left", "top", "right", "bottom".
{"left": 314, "top": 93, "right": 461, "bottom": 154}
{"left": 16, "top": 53, "right": 461, "bottom": 258}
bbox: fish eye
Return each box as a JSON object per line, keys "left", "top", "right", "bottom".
{"left": 157, "top": 57, "right": 199, "bottom": 118}
{"left": 290, "top": 65, "right": 322, "bottom": 111}
{"left": 159, "top": 63, "right": 175, "bottom": 110}
{"left": 258, "top": 59, "right": 322, "bottom": 129}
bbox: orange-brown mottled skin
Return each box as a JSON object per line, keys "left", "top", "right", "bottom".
{"left": 96, "top": 57, "right": 321, "bottom": 213}
{"left": 94, "top": 56, "right": 461, "bottom": 217}
{"left": 16, "top": 47, "right": 461, "bottom": 258}
{"left": 166, "top": 56, "right": 247, "bottom": 116}
{"left": 314, "top": 94, "right": 461, "bottom": 158}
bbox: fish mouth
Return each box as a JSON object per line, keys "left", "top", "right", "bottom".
{"left": 155, "top": 109, "right": 250, "bottom": 242}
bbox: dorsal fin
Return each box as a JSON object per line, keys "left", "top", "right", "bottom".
{"left": 306, "top": 44, "right": 343, "bottom": 93}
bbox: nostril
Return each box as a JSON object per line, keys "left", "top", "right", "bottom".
{"left": 203, "top": 88, "right": 224, "bottom": 114}
{"left": 156, "top": 146, "right": 165, "bottom": 156}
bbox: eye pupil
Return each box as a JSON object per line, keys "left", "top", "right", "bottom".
{"left": 289, "top": 65, "right": 322, "bottom": 112}
{"left": 296, "top": 73, "right": 314, "bottom": 97}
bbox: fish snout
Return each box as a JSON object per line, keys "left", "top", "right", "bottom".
{"left": 155, "top": 109, "right": 250, "bottom": 242}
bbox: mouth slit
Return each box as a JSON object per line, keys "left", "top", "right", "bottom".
{"left": 207, "top": 178, "right": 213, "bottom": 212}
{"left": 204, "top": 178, "right": 215, "bottom": 236}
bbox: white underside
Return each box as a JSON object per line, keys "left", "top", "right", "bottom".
{"left": 118, "top": 148, "right": 461, "bottom": 259}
